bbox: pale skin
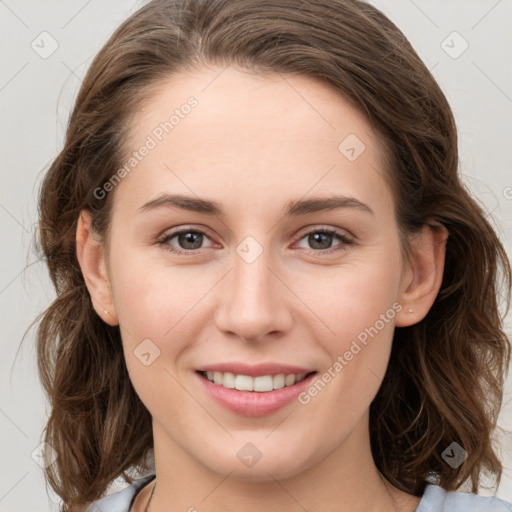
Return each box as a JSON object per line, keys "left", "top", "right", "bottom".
{"left": 76, "top": 66, "right": 448, "bottom": 512}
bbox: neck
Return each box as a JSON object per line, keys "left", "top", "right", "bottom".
{"left": 146, "top": 413, "right": 420, "bottom": 512}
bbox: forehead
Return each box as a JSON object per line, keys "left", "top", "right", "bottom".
{"left": 113, "top": 65, "right": 393, "bottom": 219}
{"left": 132, "top": 65, "right": 381, "bottom": 152}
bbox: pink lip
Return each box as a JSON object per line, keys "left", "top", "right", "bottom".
{"left": 196, "top": 362, "right": 315, "bottom": 377}
{"left": 196, "top": 370, "right": 317, "bottom": 417}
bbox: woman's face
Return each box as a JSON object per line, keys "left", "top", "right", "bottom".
{"left": 95, "top": 66, "right": 420, "bottom": 480}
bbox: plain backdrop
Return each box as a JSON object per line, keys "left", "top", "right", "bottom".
{"left": 1, "top": 1, "right": 511, "bottom": 511}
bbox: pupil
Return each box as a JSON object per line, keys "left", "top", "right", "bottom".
{"left": 180, "top": 232, "right": 202, "bottom": 249}
{"left": 310, "top": 233, "right": 330, "bottom": 249}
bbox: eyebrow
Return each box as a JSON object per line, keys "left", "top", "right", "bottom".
{"left": 138, "top": 193, "right": 374, "bottom": 217}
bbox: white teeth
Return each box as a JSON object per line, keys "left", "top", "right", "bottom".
{"left": 222, "top": 372, "right": 235, "bottom": 389}
{"left": 235, "top": 374, "right": 253, "bottom": 391}
{"left": 203, "top": 371, "right": 309, "bottom": 392}
{"left": 285, "top": 374, "right": 296, "bottom": 386}
{"left": 272, "top": 374, "right": 285, "bottom": 390}
{"left": 254, "top": 375, "right": 274, "bottom": 392}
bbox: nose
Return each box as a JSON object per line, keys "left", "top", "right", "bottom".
{"left": 214, "top": 244, "right": 293, "bottom": 343}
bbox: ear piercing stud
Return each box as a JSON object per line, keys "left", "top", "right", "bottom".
{"left": 407, "top": 308, "right": 414, "bottom": 313}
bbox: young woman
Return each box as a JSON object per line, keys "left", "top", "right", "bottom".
{"left": 35, "top": 0, "right": 512, "bottom": 511}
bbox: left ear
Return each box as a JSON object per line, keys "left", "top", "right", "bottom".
{"left": 395, "top": 222, "right": 449, "bottom": 327}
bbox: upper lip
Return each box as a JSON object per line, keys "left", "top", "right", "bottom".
{"left": 197, "top": 362, "right": 316, "bottom": 377}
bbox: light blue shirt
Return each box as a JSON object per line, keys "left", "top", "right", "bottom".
{"left": 86, "top": 474, "right": 512, "bottom": 511}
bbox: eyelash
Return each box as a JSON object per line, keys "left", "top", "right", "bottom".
{"left": 157, "top": 226, "right": 354, "bottom": 256}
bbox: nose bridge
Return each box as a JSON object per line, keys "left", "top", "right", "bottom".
{"left": 214, "top": 235, "right": 291, "bottom": 342}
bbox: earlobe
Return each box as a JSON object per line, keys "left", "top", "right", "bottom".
{"left": 395, "top": 222, "right": 449, "bottom": 327}
{"left": 76, "top": 210, "right": 119, "bottom": 326}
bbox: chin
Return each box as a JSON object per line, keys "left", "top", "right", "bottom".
{"left": 199, "top": 445, "right": 315, "bottom": 483}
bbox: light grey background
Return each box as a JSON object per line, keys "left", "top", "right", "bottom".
{"left": 1, "top": 1, "right": 511, "bottom": 510}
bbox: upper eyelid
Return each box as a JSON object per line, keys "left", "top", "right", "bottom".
{"left": 159, "top": 226, "right": 216, "bottom": 243}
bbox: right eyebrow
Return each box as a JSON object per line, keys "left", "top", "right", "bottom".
{"left": 138, "top": 194, "right": 223, "bottom": 216}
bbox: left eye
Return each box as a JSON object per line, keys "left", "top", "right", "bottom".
{"left": 158, "top": 228, "right": 353, "bottom": 255}
{"left": 296, "top": 228, "right": 352, "bottom": 253}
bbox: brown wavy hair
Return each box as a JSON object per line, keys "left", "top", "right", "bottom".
{"left": 33, "top": 0, "right": 511, "bottom": 509}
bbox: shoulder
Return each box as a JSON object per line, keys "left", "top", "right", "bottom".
{"left": 417, "top": 484, "right": 512, "bottom": 512}
{"left": 84, "top": 478, "right": 512, "bottom": 512}
{"left": 85, "top": 474, "right": 156, "bottom": 512}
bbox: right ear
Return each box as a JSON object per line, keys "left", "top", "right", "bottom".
{"left": 75, "top": 210, "right": 119, "bottom": 326}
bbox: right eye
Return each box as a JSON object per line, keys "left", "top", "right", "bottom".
{"left": 157, "top": 228, "right": 214, "bottom": 255}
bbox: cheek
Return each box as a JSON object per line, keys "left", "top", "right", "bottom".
{"left": 300, "top": 256, "right": 402, "bottom": 404}
{"left": 109, "top": 261, "right": 206, "bottom": 412}
{"left": 296, "top": 256, "right": 402, "bottom": 349}
{"left": 108, "top": 255, "right": 216, "bottom": 393}
{"left": 111, "top": 257, "right": 209, "bottom": 338}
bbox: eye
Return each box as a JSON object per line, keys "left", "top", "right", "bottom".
{"left": 295, "top": 227, "right": 353, "bottom": 255}
{"left": 157, "top": 228, "right": 214, "bottom": 255}
{"left": 157, "top": 226, "right": 354, "bottom": 256}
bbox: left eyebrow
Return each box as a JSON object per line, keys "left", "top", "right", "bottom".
{"left": 137, "top": 193, "right": 374, "bottom": 217}
{"left": 284, "top": 195, "right": 374, "bottom": 216}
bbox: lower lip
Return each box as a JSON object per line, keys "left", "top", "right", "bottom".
{"left": 196, "top": 372, "right": 317, "bottom": 417}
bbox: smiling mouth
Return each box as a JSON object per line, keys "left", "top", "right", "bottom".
{"left": 197, "top": 370, "right": 317, "bottom": 392}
